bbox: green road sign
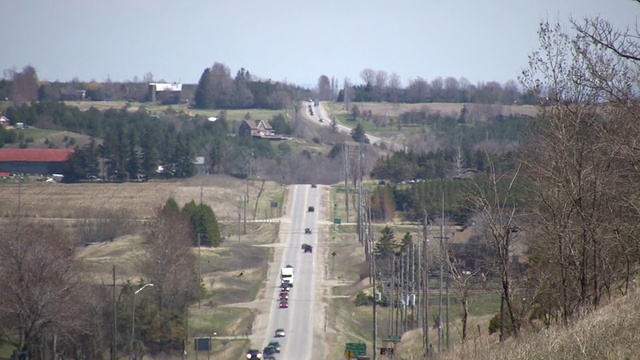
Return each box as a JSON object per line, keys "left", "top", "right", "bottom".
{"left": 387, "top": 336, "right": 401, "bottom": 343}
{"left": 334, "top": 218, "right": 342, "bottom": 225}
{"left": 345, "top": 343, "right": 366, "bottom": 356}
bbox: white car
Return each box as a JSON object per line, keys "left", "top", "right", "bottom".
{"left": 275, "top": 328, "right": 286, "bottom": 338}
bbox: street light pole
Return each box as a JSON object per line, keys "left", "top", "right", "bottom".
{"left": 131, "top": 283, "right": 154, "bottom": 360}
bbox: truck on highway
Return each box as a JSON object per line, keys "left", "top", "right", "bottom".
{"left": 280, "top": 266, "right": 294, "bottom": 286}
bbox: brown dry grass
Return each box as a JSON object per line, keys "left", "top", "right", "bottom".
{"left": 423, "top": 290, "right": 640, "bottom": 360}
{"left": 326, "top": 101, "right": 539, "bottom": 118}
{"left": 0, "top": 175, "right": 286, "bottom": 221}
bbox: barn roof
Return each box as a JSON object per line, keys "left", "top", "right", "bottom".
{"left": 0, "top": 149, "right": 75, "bottom": 163}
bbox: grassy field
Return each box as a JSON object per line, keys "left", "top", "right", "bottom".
{"left": 325, "top": 101, "right": 539, "bottom": 119}
{"left": 0, "top": 175, "right": 285, "bottom": 221}
{"left": 63, "top": 100, "right": 290, "bottom": 122}
{"left": 0, "top": 176, "right": 285, "bottom": 359}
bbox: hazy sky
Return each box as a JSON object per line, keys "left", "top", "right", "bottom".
{"left": 3, "top": 0, "right": 639, "bottom": 88}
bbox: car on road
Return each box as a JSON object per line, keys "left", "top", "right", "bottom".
{"left": 308, "top": 206, "right": 315, "bottom": 212}
{"left": 311, "top": 184, "right": 317, "bottom": 188}
{"left": 305, "top": 228, "right": 312, "bottom": 234}
{"left": 279, "top": 292, "right": 289, "bottom": 300}
{"left": 275, "top": 328, "right": 286, "bottom": 338}
{"left": 279, "top": 300, "right": 289, "bottom": 308}
{"left": 246, "top": 349, "right": 262, "bottom": 359}
{"left": 302, "top": 244, "right": 313, "bottom": 253}
{"left": 268, "top": 341, "right": 281, "bottom": 353}
{"left": 280, "top": 283, "right": 292, "bottom": 292}
{"left": 263, "top": 346, "right": 277, "bottom": 360}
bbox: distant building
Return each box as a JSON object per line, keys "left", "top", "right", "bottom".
{"left": 0, "top": 115, "right": 10, "bottom": 128}
{"left": 0, "top": 149, "right": 75, "bottom": 175}
{"left": 194, "top": 156, "right": 206, "bottom": 175}
{"left": 239, "top": 120, "right": 275, "bottom": 138}
{"left": 148, "top": 82, "right": 183, "bottom": 103}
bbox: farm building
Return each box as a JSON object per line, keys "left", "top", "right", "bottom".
{"left": 148, "top": 82, "right": 182, "bottom": 103}
{"left": 0, "top": 149, "right": 75, "bottom": 175}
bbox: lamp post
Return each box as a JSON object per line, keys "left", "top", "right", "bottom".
{"left": 131, "top": 283, "right": 154, "bottom": 360}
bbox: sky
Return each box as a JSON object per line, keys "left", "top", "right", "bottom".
{"left": 3, "top": 0, "right": 639, "bottom": 88}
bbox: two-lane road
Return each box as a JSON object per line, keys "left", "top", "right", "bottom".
{"left": 263, "top": 184, "right": 321, "bottom": 359}
{"left": 301, "top": 101, "right": 404, "bottom": 151}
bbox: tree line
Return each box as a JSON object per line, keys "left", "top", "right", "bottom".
{"left": 193, "top": 63, "right": 312, "bottom": 110}
{"left": 330, "top": 70, "right": 537, "bottom": 105}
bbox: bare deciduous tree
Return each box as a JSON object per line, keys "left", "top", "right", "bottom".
{"left": 0, "top": 222, "right": 87, "bottom": 357}
{"left": 142, "top": 210, "right": 199, "bottom": 312}
{"left": 467, "top": 156, "right": 522, "bottom": 339}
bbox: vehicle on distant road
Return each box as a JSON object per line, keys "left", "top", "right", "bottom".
{"left": 279, "top": 300, "right": 289, "bottom": 308}
{"left": 302, "top": 244, "right": 313, "bottom": 253}
{"left": 246, "top": 349, "right": 262, "bottom": 359}
{"left": 281, "top": 266, "right": 294, "bottom": 286}
{"left": 279, "top": 292, "right": 289, "bottom": 300}
{"left": 275, "top": 328, "right": 286, "bottom": 337}
{"left": 311, "top": 184, "right": 317, "bottom": 188}
{"left": 308, "top": 206, "right": 315, "bottom": 212}
{"left": 305, "top": 228, "right": 312, "bottom": 234}
{"left": 280, "top": 283, "right": 292, "bottom": 292}
{"left": 262, "top": 345, "right": 276, "bottom": 360}
{"left": 268, "top": 341, "right": 281, "bottom": 353}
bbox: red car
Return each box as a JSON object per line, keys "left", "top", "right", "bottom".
{"left": 279, "top": 292, "right": 289, "bottom": 301}
{"left": 279, "top": 300, "right": 289, "bottom": 309}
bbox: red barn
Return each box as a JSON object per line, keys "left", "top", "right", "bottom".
{"left": 0, "top": 149, "right": 75, "bottom": 175}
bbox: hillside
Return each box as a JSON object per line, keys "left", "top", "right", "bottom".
{"left": 424, "top": 289, "right": 640, "bottom": 360}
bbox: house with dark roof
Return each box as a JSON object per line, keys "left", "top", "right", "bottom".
{"left": 0, "top": 149, "right": 75, "bottom": 175}
{"left": 239, "top": 120, "right": 275, "bottom": 138}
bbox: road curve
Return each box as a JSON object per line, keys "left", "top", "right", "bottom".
{"left": 261, "top": 184, "right": 322, "bottom": 359}
{"left": 300, "top": 101, "right": 404, "bottom": 151}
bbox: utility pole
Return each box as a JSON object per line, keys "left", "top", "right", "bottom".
{"left": 112, "top": 265, "right": 116, "bottom": 360}
{"left": 200, "top": 185, "right": 203, "bottom": 205}
{"left": 372, "top": 221, "right": 378, "bottom": 360}
{"left": 343, "top": 144, "right": 350, "bottom": 223}
{"left": 237, "top": 205, "right": 241, "bottom": 242}
{"left": 411, "top": 241, "right": 416, "bottom": 330}
{"left": 198, "top": 233, "right": 202, "bottom": 308}
{"left": 357, "top": 138, "right": 364, "bottom": 245}
{"left": 423, "top": 213, "right": 430, "bottom": 357}
{"left": 438, "top": 191, "right": 445, "bottom": 353}
{"left": 244, "top": 178, "right": 249, "bottom": 234}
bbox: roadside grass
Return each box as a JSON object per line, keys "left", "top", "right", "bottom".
{"left": 326, "top": 186, "right": 503, "bottom": 358}
{"left": 0, "top": 343, "right": 13, "bottom": 360}
{"left": 432, "top": 290, "right": 640, "bottom": 360}
{"left": 188, "top": 307, "right": 255, "bottom": 338}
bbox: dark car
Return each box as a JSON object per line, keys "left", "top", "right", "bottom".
{"left": 305, "top": 228, "right": 312, "bottom": 234}
{"left": 279, "top": 292, "right": 289, "bottom": 300}
{"left": 308, "top": 206, "right": 315, "bottom": 212}
{"left": 311, "top": 184, "right": 317, "bottom": 188}
{"left": 302, "top": 244, "right": 313, "bottom": 253}
{"left": 246, "top": 349, "right": 262, "bottom": 359}
{"left": 280, "top": 283, "right": 292, "bottom": 292}
{"left": 268, "top": 341, "right": 281, "bottom": 353}
{"left": 263, "top": 346, "right": 277, "bottom": 360}
{"left": 279, "top": 300, "right": 289, "bottom": 309}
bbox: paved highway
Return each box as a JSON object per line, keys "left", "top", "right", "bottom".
{"left": 262, "top": 184, "right": 321, "bottom": 359}
{"left": 301, "top": 101, "right": 404, "bottom": 151}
